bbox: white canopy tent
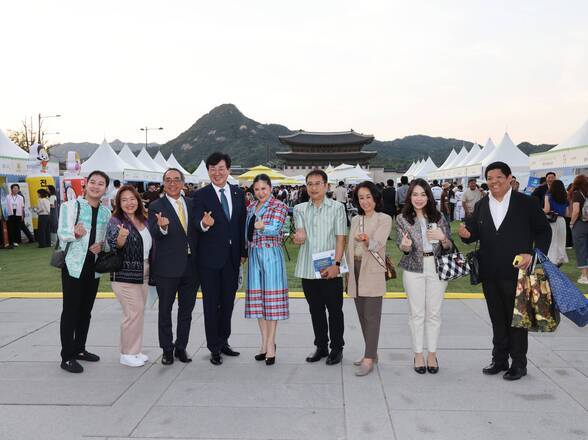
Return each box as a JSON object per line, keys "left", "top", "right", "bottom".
{"left": 461, "top": 143, "right": 482, "bottom": 166}
{"left": 438, "top": 149, "right": 457, "bottom": 170}
{"left": 81, "top": 139, "right": 133, "bottom": 178}
{"left": 0, "top": 129, "right": 28, "bottom": 159}
{"left": 137, "top": 148, "right": 167, "bottom": 173}
{"left": 414, "top": 157, "right": 437, "bottom": 178}
{"left": 154, "top": 151, "right": 169, "bottom": 170}
{"left": 328, "top": 164, "right": 373, "bottom": 183}
{"left": 118, "top": 144, "right": 146, "bottom": 170}
{"left": 469, "top": 138, "right": 496, "bottom": 165}
{"left": 166, "top": 153, "right": 190, "bottom": 175}
{"left": 404, "top": 161, "right": 417, "bottom": 175}
{"left": 408, "top": 160, "right": 425, "bottom": 178}
{"left": 482, "top": 132, "right": 529, "bottom": 182}
{"left": 191, "top": 159, "right": 237, "bottom": 185}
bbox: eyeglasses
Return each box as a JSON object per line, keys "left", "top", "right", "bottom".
{"left": 306, "top": 181, "right": 325, "bottom": 188}
{"left": 164, "top": 178, "right": 182, "bottom": 184}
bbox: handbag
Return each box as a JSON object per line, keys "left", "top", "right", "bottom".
{"left": 95, "top": 249, "right": 123, "bottom": 273}
{"left": 466, "top": 241, "right": 481, "bottom": 285}
{"left": 435, "top": 240, "right": 470, "bottom": 281}
{"left": 49, "top": 200, "right": 80, "bottom": 269}
{"left": 545, "top": 211, "right": 559, "bottom": 223}
{"left": 535, "top": 249, "right": 588, "bottom": 327}
{"left": 360, "top": 215, "right": 396, "bottom": 280}
{"left": 512, "top": 257, "right": 560, "bottom": 332}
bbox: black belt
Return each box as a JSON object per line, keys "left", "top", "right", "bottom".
{"left": 423, "top": 252, "right": 434, "bottom": 257}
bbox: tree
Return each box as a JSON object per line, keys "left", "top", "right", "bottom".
{"left": 7, "top": 117, "right": 36, "bottom": 152}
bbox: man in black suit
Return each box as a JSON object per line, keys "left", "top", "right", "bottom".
{"left": 148, "top": 168, "right": 199, "bottom": 365}
{"left": 382, "top": 179, "right": 397, "bottom": 220}
{"left": 193, "top": 152, "right": 247, "bottom": 365}
{"left": 531, "top": 172, "right": 555, "bottom": 208}
{"left": 459, "top": 161, "right": 551, "bottom": 381}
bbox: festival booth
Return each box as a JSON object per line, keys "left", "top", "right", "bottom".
{"left": 154, "top": 151, "right": 169, "bottom": 170}
{"left": 119, "top": 144, "right": 163, "bottom": 188}
{"left": 137, "top": 148, "right": 167, "bottom": 173}
{"left": 414, "top": 157, "right": 438, "bottom": 178}
{"left": 530, "top": 118, "right": 588, "bottom": 181}
{"left": 238, "top": 165, "right": 287, "bottom": 184}
{"left": 481, "top": 133, "right": 530, "bottom": 186}
{"left": 327, "top": 163, "right": 373, "bottom": 184}
{"left": 428, "top": 146, "right": 469, "bottom": 181}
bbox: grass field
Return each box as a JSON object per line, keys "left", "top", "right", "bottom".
{"left": 0, "top": 221, "right": 586, "bottom": 294}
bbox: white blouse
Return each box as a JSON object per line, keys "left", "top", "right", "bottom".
{"left": 139, "top": 227, "right": 152, "bottom": 260}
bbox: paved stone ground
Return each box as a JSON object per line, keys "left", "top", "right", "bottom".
{"left": 0, "top": 296, "right": 587, "bottom": 440}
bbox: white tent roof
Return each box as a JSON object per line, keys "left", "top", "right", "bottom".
{"left": 405, "top": 161, "right": 418, "bottom": 174}
{"left": 0, "top": 129, "right": 28, "bottom": 159}
{"left": 409, "top": 160, "right": 424, "bottom": 176}
{"left": 166, "top": 153, "right": 189, "bottom": 175}
{"left": 470, "top": 138, "right": 496, "bottom": 164}
{"left": 415, "top": 157, "right": 437, "bottom": 177}
{"left": 81, "top": 139, "right": 133, "bottom": 175}
{"left": 482, "top": 132, "right": 529, "bottom": 168}
{"left": 445, "top": 147, "right": 468, "bottom": 169}
{"left": 325, "top": 164, "right": 335, "bottom": 173}
{"left": 191, "top": 159, "right": 238, "bottom": 185}
{"left": 329, "top": 164, "right": 372, "bottom": 182}
{"left": 439, "top": 150, "right": 457, "bottom": 170}
{"left": 154, "top": 151, "right": 169, "bottom": 169}
{"left": 137, "top": 148, "right": 166, "bottom": 173}
{"left": 462, "top": 143, "right": 482, "bottom": 166}
{"left": 118, "top": 144, "right": 146, "bottom": 170}
{"left": 551, "top": 118, "right": 588, "bottom": 151}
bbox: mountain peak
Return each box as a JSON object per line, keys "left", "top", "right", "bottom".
{"left": 207, "top": 103, "right": 242, "bottom": 117}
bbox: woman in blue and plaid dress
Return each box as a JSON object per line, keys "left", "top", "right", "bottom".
{"left": 245, "top": 174, "right": 289, "bottom": 365}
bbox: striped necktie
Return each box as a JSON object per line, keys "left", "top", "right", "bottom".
{"left": 176, "top": 200, "right": 187, "bottom": 232}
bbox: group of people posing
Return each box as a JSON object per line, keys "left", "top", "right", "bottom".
{"left": 57, "top": 153, "right": 563, "bottom": 382}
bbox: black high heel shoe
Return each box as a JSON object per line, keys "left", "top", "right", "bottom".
{"left": 266, "top": 344, "right": 277, "bottom": 365}
{"left": 254, "top": 352, "right": 266, "bottom": 361}
{"left": 427, "top": 357, "right": 439, "bottom": 374}
{"left": 414, "top": 357, "right": 426, "bottom": 375}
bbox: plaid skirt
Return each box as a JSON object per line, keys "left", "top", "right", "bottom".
{"left": 245, "top": 245, "right": 289, "bottom": 320}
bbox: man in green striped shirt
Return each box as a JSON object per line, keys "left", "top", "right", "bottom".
{"left": 293, "top": 169, "right": 347, "bottom": 365}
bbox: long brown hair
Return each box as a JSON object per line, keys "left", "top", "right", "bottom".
{"left": 113, "top": 185, "right": 147, "bottom": 224}
{"left": 571, "top": 174, "right": 588, "bottom": 198}
{"left": 401, "top": 178, "right": 441, "bottom": 225}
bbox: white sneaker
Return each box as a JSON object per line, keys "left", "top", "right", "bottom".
{"left": 12, "top": 243, "right": 18, "bottom": 247}
{"left": 120, "top": 354, "right": 145, "bottom": 367}
{"left": 136, "top": 353, "right": 149, "bottom": 362}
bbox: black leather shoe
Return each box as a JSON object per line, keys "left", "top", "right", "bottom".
{"left": 265, "top": 356, "right": 276, "bottom": 366}
{"left": 174, "top": 349, "right": 192, "bottom": 363}
{"left": 503, "top": 367, "right": 527, "bottom": 381}
{"left": 221, "top": 345, "right": 240, "bottom": 357}
{"left": 427, "top": 357, "right": 439, "bottom": 374}
{"left": 61, "top": 359, "right": 83, "bottom": 373}
{"left": 482, "top": 362, "right": 509, "bottom": 375}
{"left": 210, "top": 352, "right": 223, "bottom": 365}
{"left": 74, "top": 350, "right": 100, "bottom": 362}
{"left": 414, "top": 358, "right": 426, "bottom": 374}
{"left": 306, "top": 348, "right": 329, "bottom": 363}
{"left": 161, "top": 351, "right": 174, "bottom": 365}
{"left": 326, "top": 349, "right": 343, "bottom": 365}
{"left": 254, "top": 352, "right": 266, "bottom": 361}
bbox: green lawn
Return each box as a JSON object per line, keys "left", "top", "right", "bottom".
{"left": 0, "top": 221, "right": 585, "bottom": 293}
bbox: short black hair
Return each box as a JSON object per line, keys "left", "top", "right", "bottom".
{"left": 353, "top": 181, "right": 383, "bottom": 215}
{"left": 433, "top": 179, "right": 439, "bottom": 186}
{"left": 206, "top": 152, "right": 232, "bottom": 169}
{"left": 468, "top": 178, "right": 477, "bottom": 183}
{"left": 163, "top": 168, "right": 185, "bottom": 182}
{"left": 10, "top": 183, "right": 20, "bottom": 190}
{"left": 484, "top": 161, "right": 512, "bottom": 179}
{"left": 37, "top": 189, "right": 49, "bottom": 198}
{"left": 87, "top": 170, "right": 110, "bottom": 187}
{"left": 306, "top": 169, "right": 328, "bottom": 184}
{"left": 546, "top": 171, "right": 556, "bottom": 178}
{"left": 387, "top": 179, "right": 394, "bottom": 186}
{"left": 400, "top": 176, "right": 409, "bottom": 184}
{"left": 252, "top": 173, "right": 272, "bottom": 187}
{"left": 113, "top": 179, "right": 121, "bottom": 187}
{"left": 338, "top": 181, "right": 344, "bottom": 186}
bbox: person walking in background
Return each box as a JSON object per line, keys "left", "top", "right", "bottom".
{"left": 544, "top": 179, "right": 569, "bottom": 267}
{"left": 462, "top": 178, "right": 483, "bottom": 218}
{"left": 245, "top": 174, "right": 289, "bottom": 366}
{"left": 334, "top": 181, "right": 348, "bottom": 204}
{"left": 396, "top": 176, "right": 409, "bottom": 212}
{"left": 346, "top": 181, "right": 392, "bottom": 376}
{"left": 430, "top": 180, "right": 443, "bottom": 211}
{"left": 532, "top": 172, "right": 556, "bottom": 208}
{"left": 35, "top": 189, "right": 51, "bottom": 248}
{"left": 57, "top": 170, "right": 111, "bottom": 373}
{"left": 440, "top": 182, "right": 451, "bottom": 225}
{"left": 193, "top": 152, "right": 247, "bottom": 366}
{"left": 293, "top": 169, "right": 347, "bottom": 366}
{"left": 7, "top": 183, "right": 34, "bottom": 246}
{"left": 48, "top": 185, "right": 58, "bottom": 245}
{"left": 453, "top": 185, "right": 464, "bottom": 221}
{"left": 148, "top": 168, "right": 200, "bottom": 365}
{"left": 107, "top": 185, "right": 153, "bottom": 368}
{"left": 459, "top": 161, "right": 551, "bottom": 381}
{"left": 396, "top": 178, "right": 452, "bottom": 375}
{"left": 569, "top": 174, "right": 588, "bottom": 284}
{"left": 382, "top": 179, "right": 397, "bottom": 222}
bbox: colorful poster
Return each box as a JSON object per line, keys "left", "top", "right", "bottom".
{"left": 62, "top": 177, "right": 85, "bottom": 202}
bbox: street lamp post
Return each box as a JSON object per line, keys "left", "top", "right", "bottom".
{"left": 38, "top": 113, "right": 61, "bottom": 144}
{"left": 139, "top": 126, "right": 163, "bottom": 150}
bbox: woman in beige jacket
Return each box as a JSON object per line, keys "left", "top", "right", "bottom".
{"left": 347, "top": 181, "right": 392, "bottom": 376}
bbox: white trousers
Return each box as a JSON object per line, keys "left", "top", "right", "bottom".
{"left": 403, "top": 256, "right": 447, "bottom": 353}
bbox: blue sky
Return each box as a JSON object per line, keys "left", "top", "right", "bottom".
{"left": 1, "top": 0, "right": 587, "bottom": 146}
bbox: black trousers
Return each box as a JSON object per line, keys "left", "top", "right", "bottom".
{"left": 302, "top": 277, "right": 345, "bottom": 351}
{"left": 482, "top": 278, "right": 528, "bottom": 368}
{"left": 60, "top": 263, "right": 100, "bottom": 361}
{"left": 37, "top": 215, "right": 51, "bottom": 247}
{"left": 7, "top": 215, "right": 33, "bottom": 244}
{"left": 200, "top": 260, "right": 239, "bottom": 354}
{"left": 154, "top": 258, "right": 199, "bottom": 352}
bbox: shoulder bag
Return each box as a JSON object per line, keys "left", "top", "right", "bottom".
{"left": 50, "top": 200, "right": 80, "bottom": 269}
{"left": 360, "top": 215, "right": 396, "bottom": 280}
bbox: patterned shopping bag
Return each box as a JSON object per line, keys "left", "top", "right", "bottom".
{"left": 512, "top": 267, "right": 560, "bottom": 332}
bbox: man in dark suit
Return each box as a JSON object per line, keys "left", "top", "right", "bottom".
{"left": 382, "top": 179, "right": 397, "bottom": 220}
{"left": 459, "top": 161, "right": 551, "bottom": 381}
{"left": 148, "top": 168, "right": 199, "bottom": 365}
{"left": 193, "top": 152, "right": 247, "bottom": 365}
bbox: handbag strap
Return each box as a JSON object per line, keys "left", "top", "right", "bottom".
{"left": 360, "top": 215, "right": 387, "bottom": 270}
{"left": 59, "top": 200, "right": 81, "bottom": 256}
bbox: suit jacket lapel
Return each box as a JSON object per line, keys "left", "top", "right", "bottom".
{"left": 206, "top": 184, "right": 230, "bottom": 224}
{"left": 496, "top": 191, "right": 516, "bottom": 233}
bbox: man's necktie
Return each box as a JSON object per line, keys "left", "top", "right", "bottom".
{"left": 219, "top": 188, "right": 230, "bottom": 220}
{"left": 176, "top": 200, "right": 187, "bottom": 232}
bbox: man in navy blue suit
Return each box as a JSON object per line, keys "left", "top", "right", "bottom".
{"left": 193, "top": 152, "right": 247, "bottom": 365}
{"left": 148, "top": 168, "right": 199, "bottom": 365}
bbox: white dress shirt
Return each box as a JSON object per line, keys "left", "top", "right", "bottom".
{"left": 488, "top": 188, "right": 512, "bottom": 230}
{"left": 201, "top": 182, "right": 233, "bottom": 232}
{"left": 160, "top": 194, "right": 188, "bottom": 235}
{"left": 8, "top": 194, "right": 24, "bottom": 216}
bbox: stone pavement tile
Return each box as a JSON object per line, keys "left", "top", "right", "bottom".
{"left": 0, "top": 322, "right": 54, "bottom": 347}
{"left": 132, "top": 406, "right": 345, "bottom": 439}
{"left": 174, "top": 362, "right": 342, "bottom": 385}
{"left": 389, "top": 409, "right": 588, "bottom": 440}
{"left": 0, "top": 298, "right": 61, "bottom": 313}
{"left": 554, "top": 350, "right": 588, "bottom": 367}
{"left": 540, "top": 367, "right": 588, "bottom": 409}
{"left": 158, "top": 382, "right": 342, "bottom": 408}
{"left": 379, "top": 354, "right": 586, "bottom": 414}
{"left": 342, "top": 365, "right": 395, "bottom": 440}
{"left": 534, "top": 335, "right": 588, "bottom": 351}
